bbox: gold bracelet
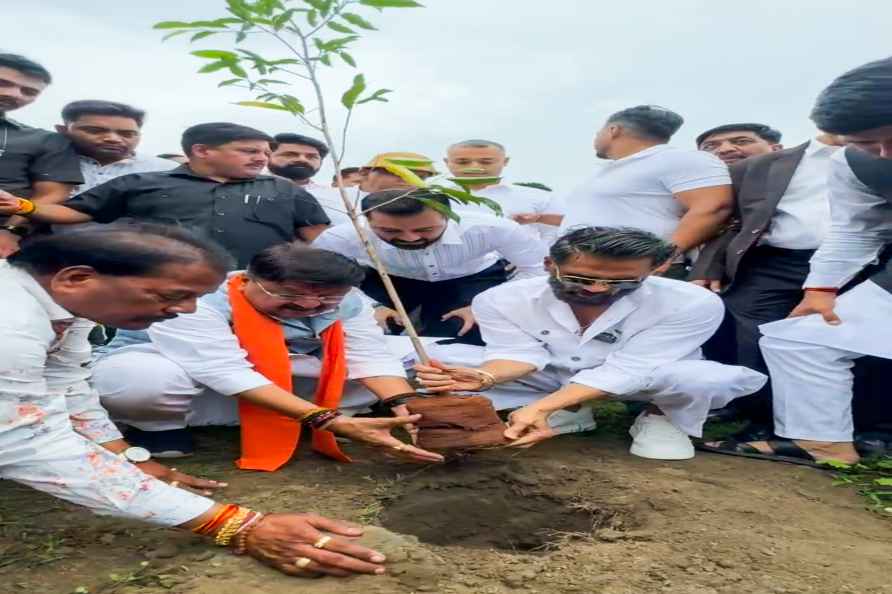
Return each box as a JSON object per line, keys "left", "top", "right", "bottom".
{"left": 475, "top": 369, "right": 497, "bottom": 391}
{"left": 214, "top": 507, "right": 251, "bottom": 546}
{"left": 299, "top": 406, "right": 329, "bottom": 422}
{"left": 15, "top": 199, "right": 36, "bottom": 216}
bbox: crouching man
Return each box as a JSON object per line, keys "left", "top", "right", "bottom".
{"left": 416, "top": 227, "right": 766, "bottom": 460}
{"left": 92, "top": 242, "right": 443, "bottom": 469}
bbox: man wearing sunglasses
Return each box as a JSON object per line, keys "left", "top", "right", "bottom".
{"left": 415, "top": 227, "right": 765, "bottom": 460}
{"left": 90, "top": 242, "right": 442, "bottom": 465}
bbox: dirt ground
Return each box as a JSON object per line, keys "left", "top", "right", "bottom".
{"left": 2, "top": 421, "right": 891, "bottom": 594}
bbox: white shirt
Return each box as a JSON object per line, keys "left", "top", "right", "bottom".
{"left": 472, "top": 275, "right": 723, "bottom": 395}
{"left": 0, "top": 262, "right": 211, "bottom": 526}
{"left": 451, "top": 182, "right": 564, "bottom": 245}
{"left": 805, "top": 150, "right": 892, "bottom": 288}
{"left": 302, "top": 180, "right": 356, "bottom": 226}
{"left": 759, "top": 140, "right": 839, "bottom": 250}
{"left": 312, "top": 210, "right": 547, "bottom": 282}
{"left": 75, "top": 153, "right": 176, "bottom": 194}
{"left": 560, "top": 145, "right": 731, "bottom": 240}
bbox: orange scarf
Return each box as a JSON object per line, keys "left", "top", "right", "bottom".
{"left": 228, "top": 274, "right": 351, "bottom": 471}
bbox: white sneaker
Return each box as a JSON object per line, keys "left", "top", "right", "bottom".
{"left": 629, "top": 412, "right": 695, "bottom": 460}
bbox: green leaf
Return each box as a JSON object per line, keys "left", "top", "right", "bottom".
{"left": 430, "top": 185, "right": 503, "bottom": 216}
{"left": 328, "top": 21, "right": 356, "bottom": 34}
{"left": 307, "top": 9, "right": 319, "bottom": 26}
{"left": 513, "top": 181, "right": 553, "bottom": 192}
{"left": 235, "top": 100, "right": 291, "bottom": 111}
{"left": 360, "top": 0, "right": 423, "bottom": 7}
{"left": 316, "top": 35, "right": 359, "bottom": 51}
{"left": 217, "top": 78, "right": 243, "bottom": 87}
{"left": 190, "top": 31, "right": 218, "bottom": 42}
{"left": 191, "top": 49, "right": 239, "bottom": 61}
{"left": 875, "top": 478, "right": 892, "bottom": 486}
{"left": 228, "top": 63, "right": 248, "bottom": 77}
{"left": 319, "top": 53, "right": 332, "bottom": 66}
{"left": 272, "top": 8, "right": 299, "bottom": 29}
{"left": 820, "top": 459, "right": 853, "bottom": 470}
{"left": 419, "top": 196, "right": 461, "bottom": 222}
{"left": 341, "top": 74, "right": 367, "bottom": 109}
{"left": 198, "top": 61, "right": 231, "bottom": 73}
{"left": 279, "top": 95, "right": 305, "bottom": 114}
{"left": 153, "top": 20, "right": 194, "bottom": 30}
{"left": 338, "top": 51, "right": 357, "bottom": 67}
{"left": 381, "top": 160, "right": 425, "bottom": 187}
{"left": 341, "top": 12, "right": 377, "bottom": 30}
{"left": 162, "top": 29, "right": 192, "bottom": 42}
{"left": 355, "top": 88, "right": 393, "bottom": 104}
{"left": 256, "top": 78, "right": 288, "bottom": 85}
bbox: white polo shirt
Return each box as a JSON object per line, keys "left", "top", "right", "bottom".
{"left": 560, "top": 145, "right": 731, "bottom": 239}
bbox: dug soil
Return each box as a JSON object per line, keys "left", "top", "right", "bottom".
{"left": 1, "top": 427, "right": 890, "bottom": 594}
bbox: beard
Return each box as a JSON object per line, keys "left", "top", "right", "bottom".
{"left": 548, "top": 277, "right": 637, "bottom": 307}
{"left": 385, "top": 238, "right": 437, "bottom": 250}
{"left": 269, "top": 162, "right": 318, "bottom": 181}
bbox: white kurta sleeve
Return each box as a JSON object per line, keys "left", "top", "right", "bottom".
{"left": 311, "top": 223, "right": 364, "bottom": 260}
{"left": 570, "top": 291, "right": 724, "bottom": 395}
{"left": 146, "top": 302, "right": 272, "bottom": 396}
{"left": 805, "top": 152, "right": 892, "bottom": 288}
{"left": 48, "top": 319, "right": 123, "bottom": 444}
{"left": 487, "top": 221, "right": 548, "bottom": 280}
{"left": 473, "top": 290, "right": 551, "bottom": 369}
{"left": 341, "top": 300, "right": 407, "bottom": 379}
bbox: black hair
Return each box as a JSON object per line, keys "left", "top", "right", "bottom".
{"left": 811, "top": 56, "right": 892, "bottom": 134}
{"left": 8, "top": 223, "right": 233, "bottom": 276}
{"left": 181, "top": 122, "right": 272, "bottom": 156}
{"left": 448, "top": 139, "right": 506, "bottom": 152}
{"left": 271, "top": 133, "right": 330, "bottom": 159}
{"left": 247, "top": 243, "right": 365, "bottom": 287}
{"left": 606, "top": 105, "right": 684, "bottom": 141}
{"left": 61, "top": 100, "right": 146, "bottom": 127}
{"left": 0, "top": 53, "right": 51, "bottom": 83}
{"left": 157, "top": 153, "right": 185, "bottom": 160}
{"left": 696, "top": 123, "right": 782, "bottom": 147}
{"left": 333, "top": 167, "right": 361, "bottom": 182}
{"left": 550, "top": 226, "right": 677, "bottom": 266}
{"left": 361, "top": 188, "right": 450, "bottom": 218}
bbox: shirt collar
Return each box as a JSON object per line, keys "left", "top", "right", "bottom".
{"left": 806, "top": 138, "right": 839, "bottom": 157}
{"left": 609, "top": 144, "right": 670, "bottom": 165}
{"left": 3, "top": 262, "right": 73, "bottom": 321}
{"left": 80, "top": 154, "right": 137, "bottom": 167}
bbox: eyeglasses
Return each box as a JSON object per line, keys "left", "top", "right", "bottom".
{"left": 553, "top": 267, "right": 644, "bottom": 291}
{"left": 252, "top": 278, "right": 345, "bottom": 305}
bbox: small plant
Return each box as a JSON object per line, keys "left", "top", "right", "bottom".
{"left": 828, "top": 456, "right": 892, "bottom": 515}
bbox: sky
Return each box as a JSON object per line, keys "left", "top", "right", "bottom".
{"left": 6, "top": 1, "right": 892, "bottom": 191}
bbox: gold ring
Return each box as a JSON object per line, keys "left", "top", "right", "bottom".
{"left": 295, "top": 557, "right": 312, "bottom": 568}
{"left": 313, "top": 536, "right": 332, "bottom": 549}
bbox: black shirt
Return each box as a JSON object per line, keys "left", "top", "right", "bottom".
{"left": 65, "top": 165, "right": 330, "bottom": 267}
{"left": 0, "top": 117, "right": 83, "bottom": 198}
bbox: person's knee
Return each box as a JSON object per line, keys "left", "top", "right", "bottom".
{"left": 93, "top": 353, "right": 197, "bottom": 412}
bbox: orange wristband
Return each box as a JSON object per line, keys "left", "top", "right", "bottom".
{"left": 805, "top": 287, "right": 838, "bottom": 294}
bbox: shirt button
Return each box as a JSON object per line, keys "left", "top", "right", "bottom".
{"left": 736, "top": 249, "right": 745, "bottom": 255}
{"left": 571, "top": 356, "right": 581, "bottom": 362}
{"left": 215, "top": 211, "right": 225, "bottom": 216}
{"left": 214, "top": 227, "right": 224, "bottom": 233}
{"left": 540, "top": 330, "right": 550, "bottom": 335}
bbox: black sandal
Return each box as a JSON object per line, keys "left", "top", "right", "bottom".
{"left": 697, "top": 438, "right": 827, "bottom": 469}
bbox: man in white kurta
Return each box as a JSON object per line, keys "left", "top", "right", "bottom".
{"left": 417, "top": 227, "right": 765, "bottom": 460}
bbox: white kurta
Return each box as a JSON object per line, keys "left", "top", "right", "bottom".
{"left": 0, "top": 263, "right": 213, "bottom": 526}
{"left": 427, "top": 276, "right": 766, "bottom": 436}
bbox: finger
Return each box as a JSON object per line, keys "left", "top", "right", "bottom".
{"left": 175, "top": 474, "right": 228, "bottom": 489}
{"left": 414, "top": 371, "right": 452, "bottom": 382}
{"left": 389, "top": 315, "right": 404, "bottom": 326}
{"left": 322, "top": 537, "right": 393, "bottom": 564}
{"left": 503, "top": 421, "right": 532, "bottom": 440}
{"left": 413, "top": 364, "right": 442, "bottom": 374}
{"left": 440, "top": 311, "right": 456, "bottom": 321}
{"left": 275, "top": 563, "right": 323, "bottom": 578}
{"left": 690, "top": 280, "right": 707, "bottom": 287}
{"left": 457, "top": 316, "right": 475, "bottom": 336}
{"left": 415, "top": 377, "right": 454, "bottom": 388}
{"left": 375, "top": 414, "right": 423, "bottom": 428}
{"left": 822, "top": 310, "right": 842, "bottom": 325}
{"left": 298, "top": 545, "right": 385, "bottom": 575}
{"left": 303, "top": 514, "right": 365, "bottom": 539}
{"left": 507, "top": 430, "right": 551, "bottom": 448}
{"left": 371, "top": 432, "right": 444, "bottom": 463}
{"left": 709, "top": 280, "right": 722, "bottom": 292}
{"left": 787, "top": 306, "right": 808, "bottom": 319}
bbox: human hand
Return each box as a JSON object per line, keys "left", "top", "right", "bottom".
{"left": 136, "top": 460, "right": 228, "bottom": 496}
{"left": 503, "top": 405, "right": 556, "bottom": 448}
{"left": 374, "top": 306, "right": 403, "bottom": 331}
{"left": 440, "top": 306, "right": 476, "bottom": 337}
{"left": 0, "top": 190, "right": 21, "bottom": 215}
{"left": 511, "top": 213, "right": 540, "bottom": 225}
{"left": 0, "top": 230, "right": 21, "bottom": 257}
{"left": 245, "top": 513, "right": 386, "bottom": 577}
{"left": 413, "top": 359, "right": 486, "bottom": 393}
{"left": 789, "top": 290, "right": 840, "bottom": 325}
{"left": 326, "top": 415, "right": 444, "bottom": 463}
{"left": 390, "top": 403, "right": 418, "bottom": 444}
{"left": 691, "top": 279, "right": 723, "bottom": 292}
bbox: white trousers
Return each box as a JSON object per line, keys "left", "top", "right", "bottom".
{"left": 424, "top": 344, "right": 767, "bottom": 437}
{"left": 92, "top": 346, "right": 383, "bottom": 431}
{"left": 759, "top": 279, "right": 892, "bottom": 442}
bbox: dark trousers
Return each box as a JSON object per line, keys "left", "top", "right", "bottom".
{"left": 710, "top": 246, "right": 815, "bottom": 424}
{"left": 360, "top": 261, "right": 510, "bottom": 346}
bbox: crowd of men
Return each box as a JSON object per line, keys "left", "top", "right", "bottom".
{"left": 1, "top": 49, "right": 891, "bottom": 578}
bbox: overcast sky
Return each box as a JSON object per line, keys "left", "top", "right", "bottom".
{"left": 6, "top": 1, "right": 891, "bottom": 190}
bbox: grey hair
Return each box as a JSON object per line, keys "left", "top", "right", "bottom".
{"left": 448, "top": 139, "right": 506, "bottom": 152}
{"left": 550, "top": 226, "right": 676, "bottom": 266}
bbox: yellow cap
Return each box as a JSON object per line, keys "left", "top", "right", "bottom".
{"left": 365, "top": 151, "right": 438, "bottom": 174}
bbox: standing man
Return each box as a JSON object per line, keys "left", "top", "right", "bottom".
{"left": 561, "top": 105, "right": 733, "bottom": 279}
{"left": 704, "top": 56, "right": 892, "bottom": 465}
{"left": 690, "top": 124, "right": 840, "bottom": 437}
{"left": 268, "top": 132, "right": 351, "bottom": 225}
{"left": 444, "top": 139, "right": 564, "bottom": 245}
{"left": 415, "top": 227, "right": 765, "bottom": 459}
{"left": 0, "top": 123, "right": 330, "bottom": 268}
{"left": 313, "top": 188, "right": 546, "bottom": 345}
{"left": 696, "top": 123, "right": 783, "bottom": 165}
{"left": 57, "top": 100, "right": 174, "bottom": 193}
{"left": 0, "top": 53, "right": 83, "bottom": 255}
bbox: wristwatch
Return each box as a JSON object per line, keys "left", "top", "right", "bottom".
{"left": 120, "top": 446, "right": 152, "bottom": 463}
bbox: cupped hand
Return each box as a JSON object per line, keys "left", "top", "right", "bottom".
{"left": 326, "top": 415, "right": 444, "bottom": 463}
{"left": 440, "top": 306, "right": 476, "bottom": 337}
{"left": 504, "top": 405, "right": 556, "bottom": 448}
{"left": 245, "top": 513, "right": 386, "bottom": 577}
{"left": 789, "top": 290, "right": 840, "bottom": 325}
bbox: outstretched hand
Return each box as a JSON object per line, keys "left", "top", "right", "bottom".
{"left": 326, "top": 415, "right": 444, "bottom": 463}
{"left": 503, "top": 405, "right": 556, "bottom": 448}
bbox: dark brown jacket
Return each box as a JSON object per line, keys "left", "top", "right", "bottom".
{"left": 690, "top": 142, "right": 810, "bottom": 284}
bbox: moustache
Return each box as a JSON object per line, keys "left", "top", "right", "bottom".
{"left": 548, "top": 277, "right": 637, "bottom": 307}
{"left": 269, "top": 162, "right": 318, "bottom": 180}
